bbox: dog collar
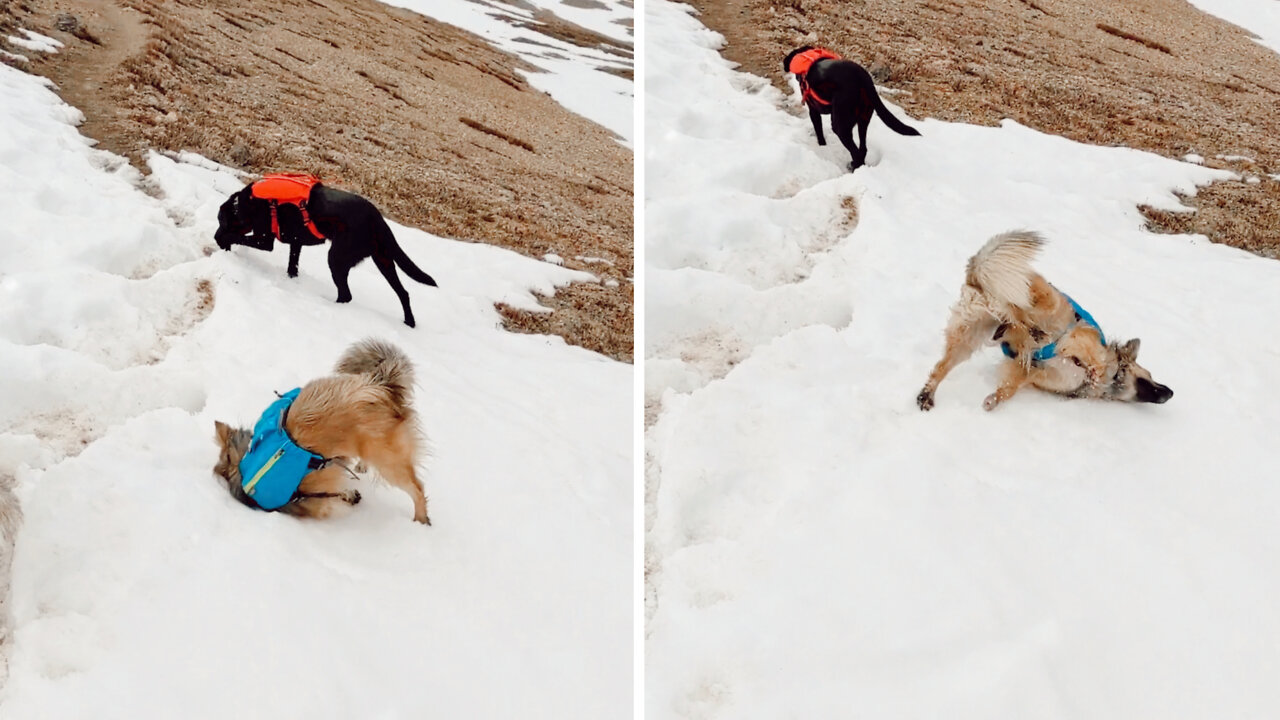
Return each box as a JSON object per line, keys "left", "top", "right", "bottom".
{"left": 1001, "top": 294, "right": 1105, "bottom": 362}
{"left": 238, "top": 388, "right": 328, "bottom": 511}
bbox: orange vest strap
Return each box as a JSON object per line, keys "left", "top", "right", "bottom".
{"left": 789, "top": 48, "right": 842, "bottom": 106}
{"left": 251, "top": 174, "right": 326, "bottom": 241}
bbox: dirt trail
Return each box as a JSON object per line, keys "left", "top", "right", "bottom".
{"left": 687, "top": 0, "right": 1280, "bottom": 259}
{"left": 1, "top": 0, "right": 633, "bottom": 361}
{"left": 19, "top": 0, "right": 149, "bottom": 149}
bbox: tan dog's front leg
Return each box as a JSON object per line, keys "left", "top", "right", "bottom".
{"left": 983, "top": 361, "right": 1031, "bottom": 411}
{"left": 918, "top": 315, "right": 991, "bottom": 411}
{"left": 1054, "top": 328, "right": 1109, "bottom": 390}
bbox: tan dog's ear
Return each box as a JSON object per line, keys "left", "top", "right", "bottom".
{"left": 214, "top": 421, "right": 231, "bottom": 445}
{"left": 1118, "top": 338, "right": 1141, "bottom": 362}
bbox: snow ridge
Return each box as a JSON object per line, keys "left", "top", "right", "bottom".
{"left": 645, "top": 1, "right": 1280, "bottom": 718}
{"left": 0, "top": 61, "right": 631, "bottom": 718}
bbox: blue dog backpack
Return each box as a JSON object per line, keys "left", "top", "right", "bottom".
{"left": 1001, "top": 294, "right": 1106, "bottom": 362}
{"left": 238, "top": 388, "right": 327, "bottom": 511}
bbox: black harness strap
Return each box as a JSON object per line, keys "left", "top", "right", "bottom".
{"left": 286, "top": 457, "right": 363, "bottom": 505}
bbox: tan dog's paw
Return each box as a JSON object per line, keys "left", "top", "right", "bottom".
{"left": 983, "top": 393, "right": 1002, "bottom": 411}
{"left": 916, "top": 388, "right": 935, "bottom": 411}
{"left": 1068, "top": 355, "right": 1105, "bottom": 388}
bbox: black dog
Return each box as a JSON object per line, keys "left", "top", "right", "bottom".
{"left": 215, "top": 176, "right": 437, "bottom": 327}
{"left": 783, "top": 46, "right": 921, "bottom": 171}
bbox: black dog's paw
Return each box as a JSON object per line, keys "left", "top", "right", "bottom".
{"left": 917, "top": 389, "right": 935, "bottom": 411}
{"left": 336, "top": 294, "right": 352, "bottom": 304}
{"left": 216, "top": 239, "right": 232, "bottom": 251}
{"left": 287, "top": 268, "right": 299, "bottom": 279}
{"left": 817, "top": 138, "right": 827, "bottom": 146}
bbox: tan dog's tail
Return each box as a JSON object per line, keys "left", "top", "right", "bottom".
{"left": 966, "top": 230, "right": 1045, "bottom": 309}
{"left": 335, "top": 338, "right": 415, "bottom": 411}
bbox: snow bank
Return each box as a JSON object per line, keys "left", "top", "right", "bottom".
{"left": 1183, "top": 0, "right": 1280, "bottom": 55}
{"left": 383, "top": 0, "right": 634, "bottom": 144}
{"left": 6, "top": 30, "right": 62, "bottom": 54}
{"left": 0, "top": 61, "right": 631, "bottom": 717}
{"left": 646, "top": 2, "right": 1280, "bottom": 718}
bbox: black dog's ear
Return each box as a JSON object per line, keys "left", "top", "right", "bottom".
{"left": 215, "top": 188, "right": 253, "bottom": 248}
{"left": 783, "top": 47, "right": 811, "bottom": 74}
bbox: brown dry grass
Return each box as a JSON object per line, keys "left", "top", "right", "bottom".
{"left": 689, "top": 0, "right": 1280, "bottom": 261}
{"left": 1, "top": 0, "right": 633, "bottom": 361}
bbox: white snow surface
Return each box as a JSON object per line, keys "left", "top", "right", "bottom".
{"left": 1183, "top": 0, "right": 1280, "bottom": 55}
{"left": 0, "top": 62, "right": 631, "bottom": 717}
{"left": 382, "top": 0, "right": 634, "bottom": 145}
{"left": 646, "top": 2, "right": 1280, "bottom": 718}
{"left": 6, "top": 30, "right": 61, "bottom": 54}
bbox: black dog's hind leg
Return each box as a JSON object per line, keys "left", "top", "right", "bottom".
{"left": 372, "top": 250, "right": 416, "bottom": 328}
{"left": 328, "top": 245, "right": 354, "bottom": 304}
{"left": 287, "top": 243, "right": 302, "bottom": 278}
{"left": 808, "top": 105, "right": 827, "bottom": 146}
{"left": 855, "top": 116, "right": 870, "bottom": 169}
{"left": 832, "top": 112, "right": 863, "bottom": 172}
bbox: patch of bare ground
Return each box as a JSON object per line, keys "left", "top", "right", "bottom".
{"left": 685, "top": 0, "right": 1280, "bottom": 261}
{"left": 519, "top": 7, "right": 633, "bottom": 59}
{"left": 1, "top": 0, "right": 633, "bottom": 361}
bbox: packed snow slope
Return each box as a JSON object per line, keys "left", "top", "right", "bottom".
{"left": 646, "top": 2, "right": 1280, "bottom": 718}
{"left": 1183, "top": 0, "right": 1280, "bottom": 54}
{"left": 0, "top": 63, "right": 631, "bottom": 718}
{"left": 384, "top": 0, "right": 634, "bottom": 144}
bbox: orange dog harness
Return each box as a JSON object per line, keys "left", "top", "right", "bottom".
{"left": 788, "top": 47, "right": 842, "bottom": 106}
{"left": 250, "top": 173, "right": 326, "bottom": 241}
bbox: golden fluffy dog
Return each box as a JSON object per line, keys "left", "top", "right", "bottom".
{"left": 917, "top": 230, "right": 1173, "bottom": 411}
{"left": 213, "top": 338, "right": 430, "bottom": 523}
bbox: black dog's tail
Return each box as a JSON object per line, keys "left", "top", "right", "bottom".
{"left": 874, "top": 94, "right": 921, "bottom": 136}
{"left": 380, "top": 223, "right": 438, "bottom": 287}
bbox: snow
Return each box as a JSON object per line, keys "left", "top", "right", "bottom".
{"left": 1183, "top": 0, "right": 1280, "bottom": 55}
{"left": 0, "top": 60, "right": 631, "bottom": 717}
{"left": 1182, "top": 152, "right": 1204, "bottom": 164}
{"left": 5, "top": 30, "right": 61, "bottom": 54}
{"left": 645, "top": 1, "right": 1280, "bottom": 718}
{"left": 381, "top": 0, "right": 634, "bottom": 145}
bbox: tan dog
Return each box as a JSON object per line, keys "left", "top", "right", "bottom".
{"left": 214, "top": 339, "right": 430, "bottom": 523}
{"left": 917, "top": 230, "right": 1173, "bottom": 411}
